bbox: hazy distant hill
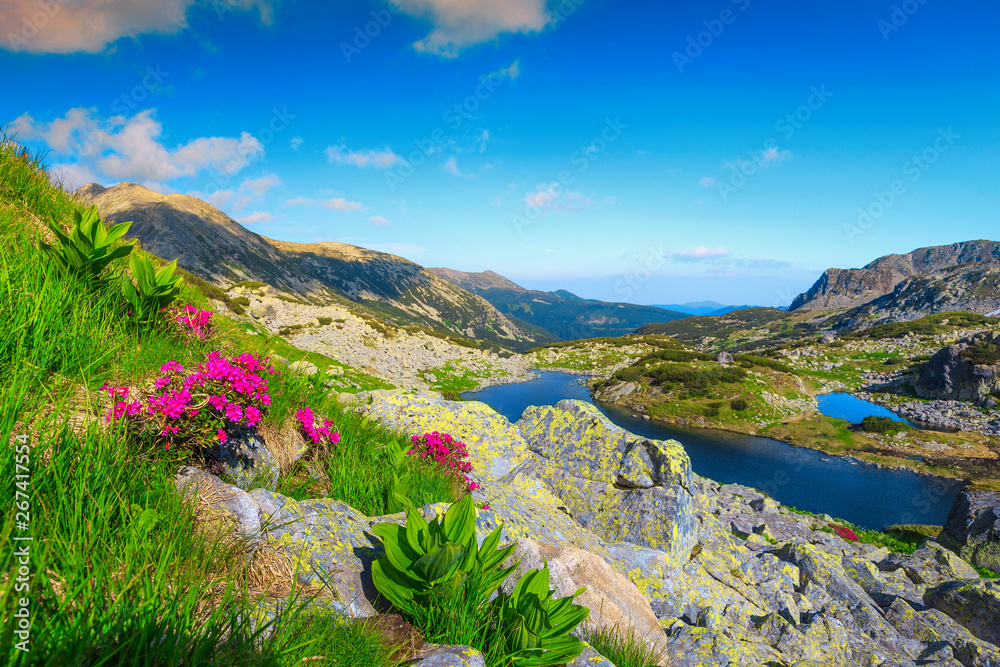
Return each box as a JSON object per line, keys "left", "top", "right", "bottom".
{"left": 790, "top": 240, "right": 1000, "bottom": 311}
{"left": 652, "top": 301, "right": 760, "bottom": 317}
{"left": 427, "top": 268, "right": 687, "bottom": 340}
{"left": 77, "top": 183, "right": 550, "bottom": 351}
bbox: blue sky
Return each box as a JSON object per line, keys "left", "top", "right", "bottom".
{"left": 2, "top": 0, "right": 998, "bottom": 306}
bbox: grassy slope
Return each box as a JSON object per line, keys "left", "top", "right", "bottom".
{"left": 0, "top": 136, "right": 456, "bottom": 665}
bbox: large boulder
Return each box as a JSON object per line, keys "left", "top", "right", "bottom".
{"left": 884, "top": 597, "right": 1000, "bottom": 667}
{"left": 356, "top": 391, "right": 531, "bottom": 480}
{"left": 924, "top": 579, "right": 1000, "bottom": 647}
{"left": 916, "top": 334, "right": 1000, "bottom": 402}
{"left": 516, "top": 400, "right": 697, "bottom": 565}
{"left": 508, "top": 539, "right": 670, "bottom": 660}
{"left": 941, "top": 490, "right": 1000, "bottom": 574}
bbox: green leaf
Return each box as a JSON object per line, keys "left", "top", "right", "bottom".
{"left": 412, "top": 542, "right": 466, "bottom": 584}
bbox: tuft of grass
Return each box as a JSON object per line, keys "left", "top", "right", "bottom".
{"left": 579, "top": 623, "right": 665, "bottom": 667}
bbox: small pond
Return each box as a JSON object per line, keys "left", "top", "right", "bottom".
{"left": 816, "top": 392, "right": 916, "bottom": 427}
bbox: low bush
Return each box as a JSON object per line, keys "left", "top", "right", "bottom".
{"left": 960, "top": 340, "right": 1000, "bottom": 366}
{"left": 730, "top": 398, "right": 750, "bottom": 411}
{"left": 859, "top": 415, "right": 906, "bottom": 434}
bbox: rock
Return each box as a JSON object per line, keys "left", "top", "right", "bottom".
{"left": 916, "top": 335, "right": 1000, "bottom": 402}
{"left": 884, "top": 597, "right": 1000, "bottom": 667}
{"left": 250, "top": 305, "right": 272, "bottom": 319}
{"left": 256, "top": 492, "right": 404, "bottom": 618}
{"left": 750, "top": 497, "right": 780, "bottom": 513}
{"left": 174, "top": 466, "right": 268, "bottom": 535}
{"left": 516, "top": 400, "right": 696, "bottom": 564}
{"left": 289, "top": 360, "right": 319, "bottom": 376}
{"left": 879, "top": 540, "right": 981, "bottom": 586}
{"left": 508, "top": 539, "right": 670, "bottom": 660}
{"left": 409, "top": 645, "right": 486, "bottom": 667}
{"left": 198, "top": 425, "right": 280, "bottom": 492}
{"left": 357, "top": 391, "right": 531, "bottom": 480}
{"left": 924, "top": 579, "right": 1000, "bottom": 646}
{"left": 717, "top": 351, "right": 734, "bottom": 364}
{"left": 325, "top": 366, "right": 344, "bottom": 376}
{"left": 566, "top": 645, "right": 616, "bottom": 666}
{"left": 595, "top": 381, "right": 639, "bottom": 402}
{"left": 941, "top": 490, "right": 1000, "bottom": 575}
{"left": 821, "top": 333, "right": 837, "bottom": 344}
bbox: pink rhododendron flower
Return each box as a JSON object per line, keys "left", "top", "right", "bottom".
{"left": 217, "top": 429, "right": 228, "bottom": 443}
{"left": 408, "top": 432, "right": 477, "bottom": 494}
{"left": 295, "top": 408, "right": 340, "bottom": 446}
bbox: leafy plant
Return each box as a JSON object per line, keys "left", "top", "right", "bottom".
{"left": 39, "top": 206, "right": 133, "bottom": 281}
{"left": 493, "top": 566, "right": 589, "bottom": 667}
{"left": 371, "top": 493, "right": 515, "bottom": 616}
{"left": 123, "top": 254, "right": 184, "bottom": 323}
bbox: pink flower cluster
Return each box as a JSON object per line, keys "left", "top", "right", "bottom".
{"left": 294, "top": 408, "right": 341, "bottom": 446}
{"left": 174, "top": 304, "right": 214, "bottom": 340}
{"left": 101, "top": 351, "right": 278, "bottom": 451}
{"left": 408, "top": 432, "right": 479, "bottom": 493}
{"left": 830, "top": 524, "right": 859, "bottom": 543}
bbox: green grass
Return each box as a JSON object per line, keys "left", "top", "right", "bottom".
{"left": 578, "top": 624, "right": 664, "bottom": 667}
{"left": 0, "top": 134, "right": 449, "bottom": 664}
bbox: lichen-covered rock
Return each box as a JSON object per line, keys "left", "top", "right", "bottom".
{"left": 356, "top": 391, "right": 531, "bottom": 479}
{"left": 508, "top": 539, "right": 670, "bottom": 659}
{"left": 880, "top": 540, "right": 981, "bottom": 586}
{"left": 924, "top": 579, "right": 1000, "bottom": 647}
{"left": 884, "top": 597, "right": 1000, "bottom": 667}
{"left": 566, "top": 645, "right": 617, "bottom": 667}
{"left": 941, "top": 490, "right": 1000, "bottom": 575}
{"left": 515, "top": 400, "right": 696, "bottom": 565}
{"left": 409, "top": 645, "right": 486, "bottom": 667}
{"left": 517, "top": 400, "right": 690, "bottom": 488}
{"left": 253, "top": 491, "right": 404, "bottom": 618}
{"left": 174, "top": 465, "right": 268, "bottom": 534}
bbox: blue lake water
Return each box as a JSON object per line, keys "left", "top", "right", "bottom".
{"left": 464, "top": 373, "right": 965, "bottom": 530}
{"left": 816, "top": 392, "right": 916, "bottom": 427}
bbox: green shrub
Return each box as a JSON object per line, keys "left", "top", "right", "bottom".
{"left": 704, "top": 407, "right": 720, "bottom": 418}
{"left": 318, "top": 317, "right": 333, "bottom": 326}
{"left": 859, "top": 415, "right": 905, "bottom": 434}
{"left": 730, "top": 398, "right": 750, "bottom": 411}
{"left": 960, "top": 340, "right": 1000, "bottom": 366}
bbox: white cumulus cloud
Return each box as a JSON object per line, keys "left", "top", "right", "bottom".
{"left": 12, "top": 108, "right": 263, "bottom": 191}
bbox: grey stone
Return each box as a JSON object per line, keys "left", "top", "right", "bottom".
{"left": 199, "top": 426, "right": 280, "bottom": 492}
{"left": 924, "top": 579, "right": 1000, "bottom": 647}
{"left": 942, "top": 490, "right": 1000, "bottom": 575}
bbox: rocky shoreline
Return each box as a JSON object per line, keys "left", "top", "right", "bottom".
{"left": 858, "top": 392, "right": 1000, "bottom": 437}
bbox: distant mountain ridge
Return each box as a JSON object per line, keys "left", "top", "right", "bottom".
{"left": 427, "top": 268, "right": 688, "bottom": 340}
{"left": 77, "top": 183, "right": 550, "bottom": 351}
{"left": 652, "top": 301, "right": 760, "bottom": 317}
{"left": 790, "top": 240, "right": 1000, "bottom": 311}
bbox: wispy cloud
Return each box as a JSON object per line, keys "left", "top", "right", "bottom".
{"left": 698, "top": 176, "right": 717, "bottom": 187}
{"left": 368, "top": 215, "right": 391, "bottom": 227}
{"left": 283, "top": 196, "right": 312, "bottom": 207}
{"left": 323, "top": 197, "right": 364, "bottom": 212}
{"left": 325, "top": 144, "right": 400, "bottom": 169}
{"left": 290, "top": 137, "right": 303, "bottom": 151}
{"left": 672, "top": 246, "right": 731, "bottom": 261}
{"left": 240, "top": 211, "right": 273, "bottom": 225}
{"left": 523, "top": 184, "right": 613, "bottom": 213}
{"left": 444, "top": 156, "right": 470, "bottom": 177}
{"left": 393, "top": 1, "right": 550, "bottom": 57}
{"left": 241, "top": 174, "right": 282, "bottom": 196}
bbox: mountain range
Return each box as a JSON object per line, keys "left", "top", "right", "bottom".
{"left": 77, "top": 183, "right": 553, "bottom": 351}
{"left": 427, "top": 268, "right": 688, "bottom": 340}
{"left": 650, "top": 301, "right": 760, "bottom": 317}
